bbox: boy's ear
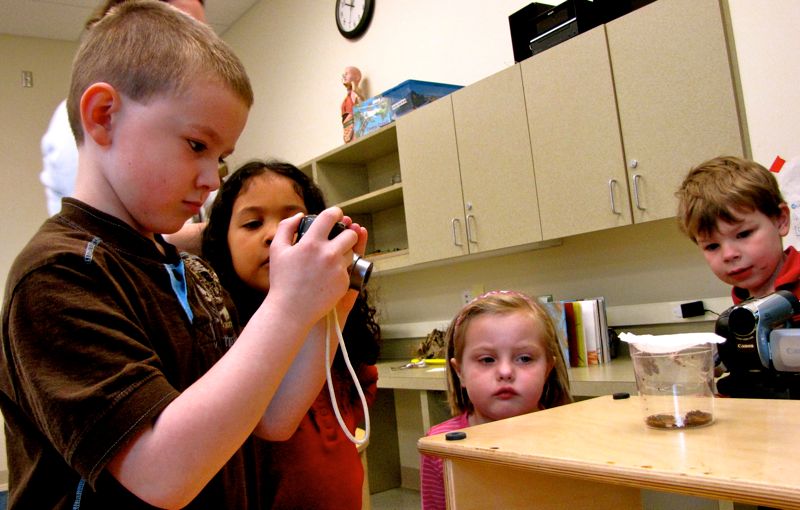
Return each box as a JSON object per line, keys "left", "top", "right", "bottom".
{"left": 777, "top": 202, "right": 791, "bottom": 236}
{"left": 80, "top": 82, "right": 121, "bottom": 147}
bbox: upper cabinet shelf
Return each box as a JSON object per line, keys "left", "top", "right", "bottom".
{"left": 316, "top": 124, "right": 398, "bottom": 165}
{"left": 337, "top": 183, "right": 403, "bottom": 215}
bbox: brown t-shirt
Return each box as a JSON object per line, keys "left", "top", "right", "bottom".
{"left": 0, "top": 198, "right": 250, "bottom": 509}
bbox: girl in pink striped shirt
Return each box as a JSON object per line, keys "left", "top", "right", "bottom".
{"left": 420, "top": 291, "right": 573, "bottom": 510}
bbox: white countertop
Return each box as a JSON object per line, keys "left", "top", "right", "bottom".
{"left": 377, "top": 360, "right": 448, "bottom": 391}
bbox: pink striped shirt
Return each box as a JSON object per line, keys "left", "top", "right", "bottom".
{"left": 420, "top": 413, "right": 470, "bottom": 510}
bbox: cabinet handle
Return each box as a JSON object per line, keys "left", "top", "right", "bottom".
{"left": 632, "top": 174, "right": 645, "bottom": 211}
{"left": 466, "top": 214, "right": 478, "bottom": 245}
{"left": 608, "top": 179, "right": 621, "bottom": 215}
{"left": 451, "top": 218, "right": 463, "bottom": 247}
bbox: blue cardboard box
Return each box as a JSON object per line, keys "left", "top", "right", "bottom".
{"left": 353, "top": 79, "right": 462, "bottom": 139}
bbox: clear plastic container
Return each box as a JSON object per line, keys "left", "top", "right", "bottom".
{"left": 630, "top": 343, "right": 715, "bottom": 430}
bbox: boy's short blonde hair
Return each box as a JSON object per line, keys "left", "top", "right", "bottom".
{"left": 676, "top": 156, "right": 785, "bottom": 242}
{"left": 85, "top": 0, "right": 206, "bottom": 30}
{"left": 444, "top": 290, "right": 572, "bottom": 416}
{"left": 67, "top": 0, "right": 252, "bottom": 145}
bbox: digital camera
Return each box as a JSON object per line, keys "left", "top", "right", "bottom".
{"left": 715, "top": 290, "right": 800, "bottom": 373}
{"left": 295, "top": 215, "right": 373, "bottom": 292}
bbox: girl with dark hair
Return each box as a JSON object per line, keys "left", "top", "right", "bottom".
{"left": 202, "top": 159, "right": 380, "bottom": 509}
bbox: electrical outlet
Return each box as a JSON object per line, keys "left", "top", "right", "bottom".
{"left": 21, "top": 70, "right": 33, "bottom": 88}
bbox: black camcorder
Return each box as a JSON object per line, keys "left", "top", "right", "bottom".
{"left": 715, "top": 290, "right": 800, "bottom": 373}
{"left": 295, "top": 215, "right": 373, "bottom": 292}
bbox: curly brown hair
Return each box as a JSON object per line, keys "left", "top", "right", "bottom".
{"left": 202, "top": 160, "right": 381, "bottom": 379}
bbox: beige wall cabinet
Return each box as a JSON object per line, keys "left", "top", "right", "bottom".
{"left": 522, "top": 26, "right": 630, "bottom": 240}
{"left": 396, "top": 96, "right": 467, "bottom": 264}
{"left": 451, "top": 65, "right": 543, "bottom": 256}
{"left": 523, "top": 0, "right": 744, "bottom": 241}
{"left": 606, "top": 0, "right": 744, "bottom": 224}
{"left": 398, "top": 65, "right": 542, "bottom": 266}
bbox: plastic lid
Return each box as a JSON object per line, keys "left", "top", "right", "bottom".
{"left": 619, "top": 332, "right": 724, "bottom": 354}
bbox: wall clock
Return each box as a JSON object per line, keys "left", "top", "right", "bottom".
{"left": 335, "top": 0, "right": 374, "bottom": 39}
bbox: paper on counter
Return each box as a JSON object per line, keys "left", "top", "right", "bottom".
{"left": 619, "top": 332, "right": 724, "bottom": 354}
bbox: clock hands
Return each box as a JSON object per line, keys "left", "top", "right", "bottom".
{"left": 340, "top": 0, "right": 355, "bottom": 27}
{"left": 336, "top": 0, "right": 370, "bottom": 37}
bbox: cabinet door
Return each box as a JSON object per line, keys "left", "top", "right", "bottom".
{"left": 397, "top": 96, "right": 468, "bottom": 265}
{"left": 522, "top": 26, "right": 631, "bottom": 240}
{"left": 607, "top": 0, "right": 744, "bottom": 223}
{"left": 452, "top": 65, "right": 543, "bottom": 252}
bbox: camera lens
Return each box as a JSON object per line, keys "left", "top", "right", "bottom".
{"left": 350, "top": 255, "right": 373, "bottom": 291}
{"left": 728, "top": 307, "right": 757, "bottom": 336}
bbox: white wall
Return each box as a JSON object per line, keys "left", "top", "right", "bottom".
{"left": 0, "top": 35, "right": 75, "bottom": 291}
{"left": 372, "top": 219, "right": 728, "bottom": 324}
{"left": 727, "top": 0, "right": 800, "bottom": 165}
{"left": 0, "top": 34, "right": 78, "bottom": 487}
{"left": 223, "top": 0, "right": 543, "bottom": 168}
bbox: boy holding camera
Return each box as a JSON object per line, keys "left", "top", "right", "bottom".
{"left": 676, "top": 155, "right": 800, "bottom": 398}
{"left": 0, "top": 2, "right": 365, "bottom": 508}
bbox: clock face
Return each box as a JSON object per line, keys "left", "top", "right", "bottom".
{"left": 336, "top": 0, "right": 374, "bottom": 39}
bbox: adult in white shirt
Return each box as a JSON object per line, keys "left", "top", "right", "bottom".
{"left": 40, "top": 100, "right": 78, "bottom": 216}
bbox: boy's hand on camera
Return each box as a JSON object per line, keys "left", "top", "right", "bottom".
{"left": 268, "top": 208, "right": 358, "bottom": 322}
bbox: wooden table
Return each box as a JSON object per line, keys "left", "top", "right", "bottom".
{"left": 417, "top": 395, "right": 800, "bottom": 509}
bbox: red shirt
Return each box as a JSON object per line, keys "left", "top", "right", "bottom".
{"left": 254, "top": 364, "right": 378, "bottom": 510}
{"left": 732, "top": 246, "right": 800, "bottom": 304}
